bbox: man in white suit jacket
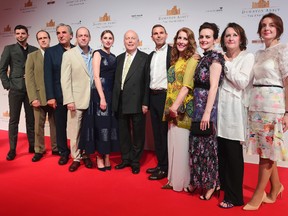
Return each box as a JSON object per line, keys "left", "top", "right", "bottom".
{"left": 61, "top": 27, "right": 93, "bottom": 172}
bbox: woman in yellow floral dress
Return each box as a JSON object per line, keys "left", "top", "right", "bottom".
{"left": 162, "top": 27, "right": 198, "bottom": 192}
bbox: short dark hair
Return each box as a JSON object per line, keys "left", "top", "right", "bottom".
{"left": 199, "top": 22, "right": 219, "bottom": 39}
{"left": 36, "top": 30, "right": 51, "bottom": 40}
{"left": 151, "top": 24, "right": 167, "bottom": 36}
{"left": 101, "top": 30, "right": 114, "bottom": 39}
{"left": 257, "top": 13, "right": 283, "bottom": 40}
{"left": 14, "top": 25, "right": 28, "bottom": 34}
{"left": 220, "top": 23, "right": 247, "bottom": 52}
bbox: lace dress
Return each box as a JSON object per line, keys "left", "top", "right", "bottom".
{"left": 246, "top": 43, "right": 288, "bottom": 161}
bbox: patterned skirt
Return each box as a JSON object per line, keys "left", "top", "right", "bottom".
{"left": 246, "top": 111, "right": 288, "bottom": 161}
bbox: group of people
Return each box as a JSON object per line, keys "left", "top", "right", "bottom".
{"left": 0, "top": 12, "right": 287, "bottom": 211}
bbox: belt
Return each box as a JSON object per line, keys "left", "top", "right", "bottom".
{"left": 150, "top": 89, "right": 167, "bottom": 94}
{"left": 253, "top": 84, "right": 283, "bottom": 89}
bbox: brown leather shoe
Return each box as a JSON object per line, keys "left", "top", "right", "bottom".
{"left": 69, "top": 161, "right": 80, "bottom": 172}
{"left": 161, "top": 183, "right": 173, "bottom": 189}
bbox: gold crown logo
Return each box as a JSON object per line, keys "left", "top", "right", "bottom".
{"left": 46, "top": 19, "right": 55, "bottom": 27}
{"left": 252, "top": 0, "right": 270, "bottom": 8}
{"left": 138, "top": 40, "right": 143, "bottom": 47}
{"left": 3, "top": 111, "right": 9, "bottom": 117}
{"left": 99, "top": 13, "right": 111, "bottom": 22}
{"left": 25, "top": 0, "right": 33, "bottom": 7}
{"left": 167, "top": 6, "right": 180, "bottom": 15}
{"left": 4, "top": 25, "right": 11, "bottom": 32}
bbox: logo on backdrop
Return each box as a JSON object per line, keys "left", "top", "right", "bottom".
{"left": 47, "top": 0, "right": 55, "bottom": 4}
{"left": 167, "top": 6, "right": 180, "bottom": 15}
{"left": 66, "top": 0, "right": 87, "bottom": 7}
{"left": 158, "top": 5, "right": 188, "bottom": 24}
{"left": 0, "top": 25, "right": 13, "bottom": 37}
{"left": 20, "top": 0, "right": 37, "bottom": 12}
{"left": 242, "top": 0, "right": 280, "bottom": 17}
{"left": 205, "top": 6, "right": 224, "bottom": 13}
{"left": 46, "top": 19, "right": 55, "bottom": 28}
{"left": 252, "top": 0, "right": 269, "bottom": 8}
{"left": 93, "top": 13, "right": 116, "bottom": 29}
{"left": 2, "top": 111, "right": 9, "bottom": 118}
{"left": 41, "top": 19, "right": 56, "bottom": 33}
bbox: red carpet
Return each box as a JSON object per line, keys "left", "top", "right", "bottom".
{"left": 0, "top": 130, "right": 287, "bottom": 216}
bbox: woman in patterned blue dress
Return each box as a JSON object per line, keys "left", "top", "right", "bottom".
{"left": 188, "top": 22, "right": 225, "bottom": 200}
{"left": 80, "top": 30, "right": 119, "bottom": 171}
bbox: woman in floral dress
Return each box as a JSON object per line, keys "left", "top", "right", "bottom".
{"left": 189, "top": 22, "right": 225, "bottom": 200}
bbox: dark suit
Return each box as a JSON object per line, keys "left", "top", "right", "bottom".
{"left": 148, "top": 45, "right": 171, "bottom": 172}
{"left": 44, "top": 43, "right": 74, "bottom": 157}
{"left": 112, "top": 49, "right": 149, "bottom": 167}
{"left": 0, "top": 43, "right": 38, "bottom": 152}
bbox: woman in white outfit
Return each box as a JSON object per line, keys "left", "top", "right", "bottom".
{"left": 217, "top": 22, "right": 254, "bottom": 209}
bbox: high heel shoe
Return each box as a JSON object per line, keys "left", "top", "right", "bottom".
{"left": 104, "top": 155, "right": 111, "bottom": 170}
{"left": 96, "top": 156, "right": 106, "bottom": 172}
{"left": 243, "top": 192, "right": 267, "bottom": 211}
{"left": 184, "top": 185, "right": 197, "bottom": 194}
{"left": 263, "top": 184, "right": 284, "bottom": 204}
{"left": 200, "top": 187, "right": 220, "bottom": 200}
{"left": 105, "top": 166, "right": 112, "bottom": 170}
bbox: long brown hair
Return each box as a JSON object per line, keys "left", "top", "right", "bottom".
{"left": 170, "top": 27, "right": 197, "bottom": 65}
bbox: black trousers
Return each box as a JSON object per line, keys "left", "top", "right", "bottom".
{"left": 54, "top": 103, "right": 70, "bottom": 157}
{"left": 149, "top": 91, "right": 168, "bottom": 171}
{"left": 117, "top": 99, "right": 146, "bottom": 168}
{"left": 8, "top": 89, "right": 34, "bottom": 151}
{"left": 218, "top": 137, "right": 244, "bottom": 206}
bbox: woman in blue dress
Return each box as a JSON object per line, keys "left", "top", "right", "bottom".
{"left": 80, "top": 30, "right": 119, "bottom": 171}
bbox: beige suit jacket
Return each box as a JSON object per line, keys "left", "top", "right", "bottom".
{"left": 25, "top": 49, "right": 48, "bottom": 106}
{"left": 61, "top": 47, "right": 91, "bottom": 109}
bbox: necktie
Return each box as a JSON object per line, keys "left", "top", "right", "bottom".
{"left": 121, "top": 54, "right": 132, "bottom": 90}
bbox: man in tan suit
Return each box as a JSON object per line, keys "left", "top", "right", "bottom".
{"left": 61, "top": 27, "right": 93, "bottom": 172}
{"left": 25, "top": 30, "right": 58, "bottom": 162}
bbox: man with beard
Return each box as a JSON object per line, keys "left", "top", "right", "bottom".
{"left": 0, "top": 25, "right": 38, "bottom": 160}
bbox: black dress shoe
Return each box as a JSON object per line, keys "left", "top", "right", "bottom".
{"left": 52, "top": 151, "right": 60, "bottom": 155}
{"left": 83, "top": 158, "right": 93, "bottom": 169}
{"left": 69, "top": 161, "right": 81, "bottom": 172}
{"left": 132, "top": 166, "right": 140, "bottom": 174}
{"left": 6, "top": 150, "right": 16, "bottom": 161}
{"left": 149, "top": 170, "right": 167, "bottom": 180}
{"left": 146, "top": 166, "right": 160, "bottom": 174}
{"left": 32, "top": 153, "right": 43, "bottom": 162}
{"left": 29, "top": 147, "right": 35, "bottom": 153}
{"left": 58, "top": 155, "right": 69, "bottom": 165}
{"left": 115, "top": 162, "right": 130, "bottom": 169}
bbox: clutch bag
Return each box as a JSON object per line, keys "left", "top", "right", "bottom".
{"left": 190, "top": 121, "right": 213, "bottom": 136}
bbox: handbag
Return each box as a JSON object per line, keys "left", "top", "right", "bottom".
{"left": 190, "top": 121, "right": 213, "bottom": 136}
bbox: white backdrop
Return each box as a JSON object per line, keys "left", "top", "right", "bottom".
{"left": 0, "top": 0, "right": 287, "bottom": 166}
